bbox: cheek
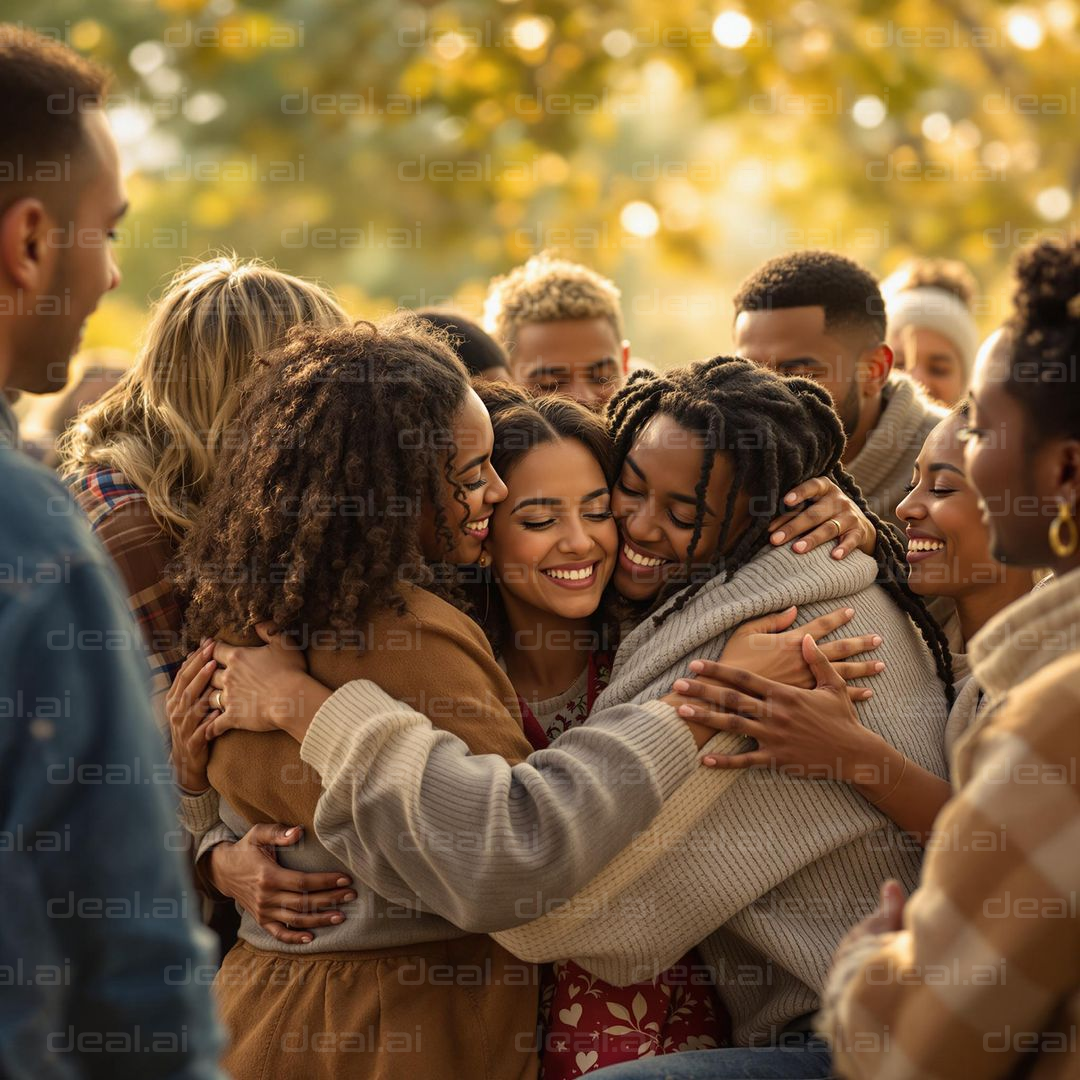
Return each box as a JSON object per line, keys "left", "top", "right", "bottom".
{"left": 595, "top": 519, "right": 620, "bottom": 561}
{"left": 492, "top": 529, "right": 547, "bottom": 583}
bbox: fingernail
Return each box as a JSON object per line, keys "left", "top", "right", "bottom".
{"left": 673, "top": 679, "right": 690, "bottom": 693}
{"left": 678, "top": 705, "right": 695, "bottom": 717}
{"left": 283, "top": 826, "right": 299, "bottom": 838}
{"left": 793, "top": 541, "right": 807, "bottom": 552}
{"left": 862, "top": 689, "right": 874, "bottom": 699}
{"left": 702, "top": 757, "right": 717, "bottom": 766}
{"left": 845, "top": 608, "right": 855, "bottom": 617}
{"left": 336, "top": 877, "right": 351, "bottom": 887}
{"left": 872, "top": 635, "right": 882, "bottom": 646}
{"left": 875, "top": 662, "right": 885, "bottom": 672}
{"left": 771, "top": 531, "right": 785, "bottom": 543}
{"left": 342, "top": 892, "right": 357, "bottom": 902}
{"left": 301, "top": 935, "right": 312, "bottom": 944}
{"left": 330, "top": 914, "right": 344, "bottom": 924}
{"left": 689, "top": 660, "right": 704, "bottom": 673}
{"left": 785, "top": 492, "right": 797, "bottom": 504}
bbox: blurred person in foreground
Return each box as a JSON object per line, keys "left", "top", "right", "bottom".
{"left": 883, "top": 256, "right": 981, "bottom": 407}
{"left": 0, "top": 25, "right": 221, "bottom": 1077}
{"left": 733, "top": 249, "right": 947, "bottom": 536}
{"left": 819, "top": 236, "right": 1080, "bottom": 1078}
{"left": 484, "top": 251, "right": 630, "bottom": 410}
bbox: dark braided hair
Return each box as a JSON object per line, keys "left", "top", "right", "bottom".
{"left": 177, "top": 314, "right": 474, "bottom": 648}
{"left": 606, "top": 357, "right": 954, "bottom": 703}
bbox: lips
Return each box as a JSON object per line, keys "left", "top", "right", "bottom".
{"left": 464, "top": 516, "right": 490, "bottom": 540}
{"left": 618, "top": 539, "right": 676, "bottom": 577}
{"left": 540, "top": 560, "right": 602, "bottom": 590}
{"left": 905, "top": 531, "right": 945, "bottom": 564}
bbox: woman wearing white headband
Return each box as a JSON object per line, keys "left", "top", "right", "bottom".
{"left": 883, "top": 257, "right": 980, "bottom": 407}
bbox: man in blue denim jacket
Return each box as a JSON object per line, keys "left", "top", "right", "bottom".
{"left": 0, "top": 26, "right": 222, "bottom": 1078}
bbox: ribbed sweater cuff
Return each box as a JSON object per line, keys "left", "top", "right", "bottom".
{"left": 177, "top": 787, "right": 220, "bottom": 836}
{"left": 585, "top": 698, "right": 698, "bottom": 798}
{"left": 300, "top": 679, "right": 417, "bottom": 777}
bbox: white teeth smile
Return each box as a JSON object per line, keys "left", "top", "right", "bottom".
{"left": 907, "top": 539, "right": 945, "bottom": 552}
{"left": 543, "top": 565, "right": 595, "bottom": 581}
{"left": 623, "top": 543, "right": 666, "bottom": 567}
{"left": 465, "top": 517, "right": 490, "bottom": 533}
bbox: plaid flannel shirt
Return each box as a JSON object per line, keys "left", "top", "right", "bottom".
{"left": 67, "top": 466, "right": 185, "bottom": 701}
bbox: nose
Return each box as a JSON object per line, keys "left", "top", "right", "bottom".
{"left": 107, "top": 254, "right": 122, "bottom": 292}
{"left": 558, "top": 514, "right": 593, "bottom": 556}
{"left": 569, "top": 380, "right": 600, "bottom": 408}
{"left": 896, "top": 487, "right": 923, "bottom": 524}
{"left": 621, "top": 501, "right": 663, "bottom": 544}
{"left": 485, "top": 465, "right": 508, "bottom": 506}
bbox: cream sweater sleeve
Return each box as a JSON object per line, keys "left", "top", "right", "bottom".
{"left": 300, "top": 679, "right": 698, "bottom": 935}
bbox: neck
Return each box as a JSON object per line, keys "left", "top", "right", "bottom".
{"left": 499, "top": 593, "right": 594, "bottom": 700}
{"left": 841, "top": 391, "right": 884, "bottom": 465}
{"left": 954, "top": 569, "right": 1034, "bottom": 646}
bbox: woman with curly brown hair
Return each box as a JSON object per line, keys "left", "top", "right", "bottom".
{"left": 173, "top": 315, "right": 724, "bottom": 1080}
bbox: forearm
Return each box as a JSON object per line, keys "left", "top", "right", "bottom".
{"left": 847, "top": 734, "right": 951, "bottom": 844}
{"left": 276, "top": 671, "right": 332, "bottom": 743}
{"left": 302, "top": 680, "right": 698, "bottom": 933}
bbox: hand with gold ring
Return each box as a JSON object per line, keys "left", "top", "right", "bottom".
{"left": 768, "top": 476, "right": 878, "bottom": 560}
{"left": 165, "top": 640, "right": 223, "bottom": 794}
{"left": 211, "top": 688, "right": 225, "bottom": 712}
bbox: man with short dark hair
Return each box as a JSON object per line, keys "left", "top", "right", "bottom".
{"left": 0, "top": 26, "right": 222, "bottom": 1077}
{"left": 733, "top": 250, "right": 946, "bottom": 533}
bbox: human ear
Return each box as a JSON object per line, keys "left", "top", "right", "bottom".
{"left": 0, "top": 198, "right": 52, "bottom": 292}
{"left": 858, "top": 343, "right": 893, "bottom": 398}
{"left": 620, "top": 340, "right": 631, "bottom": 374}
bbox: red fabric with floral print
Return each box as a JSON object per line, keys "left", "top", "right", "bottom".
{"left": 518, "top": 652, "right": 730, "bottom": 1077}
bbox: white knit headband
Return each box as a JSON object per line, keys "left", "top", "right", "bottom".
{"left": 887, "top": 286, "right": 979, "bottom": 377}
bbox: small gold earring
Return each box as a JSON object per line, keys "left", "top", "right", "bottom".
{"left": 1048, "top": 498, "right": 1079, "bottom": 558}
{"left": 478, "top": 550, "right": 492, "bottom": 568}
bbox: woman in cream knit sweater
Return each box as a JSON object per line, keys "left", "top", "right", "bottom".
{"left": 197, "top": 360, "right": 954, "bottom": 1076}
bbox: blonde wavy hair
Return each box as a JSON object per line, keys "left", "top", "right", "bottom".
{"left": 483, "top": 251, "right": 624, "bottom": 350}
{"left": 58, "top": 255, "right": 349, "bottom": 538}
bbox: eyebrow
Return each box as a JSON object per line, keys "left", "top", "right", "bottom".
{"left": 624, "top": 455, "right": 717, "bottom": 516}
{"left": 512, "top": 487, "right": 610, "bottom": 514}
{"left": 586, "top": 357, "right": 617, "bottom": 375}
{"left": 524, "top": 366, "right": 570, "bottom": 379}
{"left": 927, "top": 462, "right": 965, "bottom": 477}
{"left": 777, "top": 357, "right": 824, "bottom": 368}
{"left": 456, "top": 453, "right": 488, "bottom": 475}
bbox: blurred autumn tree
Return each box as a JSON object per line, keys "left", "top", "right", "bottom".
{"left": 10, "top": 0, "right": 1080, "bottom": 364}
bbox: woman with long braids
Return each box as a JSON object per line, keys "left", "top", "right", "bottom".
{"left": 188, "top": 357, "right": 952, "bottom": 1077}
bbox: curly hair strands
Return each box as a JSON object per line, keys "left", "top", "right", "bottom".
{"left": 483, "top": 251, "right": 624, "bottom": 351}
{"left": 58, "top": 255, "right": 349, "bottom": 538}
{"left": 177, "top": 315, "right": 475, "bottom": 648}
{"left": 606, "top": 358, "right": 954, "bottom": 703}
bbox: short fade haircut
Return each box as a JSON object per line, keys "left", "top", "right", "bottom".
{"left": 732, "top": 249, "right": 886, "bottom": 342}
{"left": 483, "top": 252, "right": 624, "bottom": 352}
{"left": 0, "top": 25, "right": 111, "bottom": 212}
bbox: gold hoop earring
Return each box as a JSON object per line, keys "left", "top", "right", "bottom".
{"left": 1049, "top": 499, "right": 1079, "bottom": 559}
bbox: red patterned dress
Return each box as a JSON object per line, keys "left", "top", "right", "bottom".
{"left": 516, "top": 652, "right": 729, "bottom": 1079}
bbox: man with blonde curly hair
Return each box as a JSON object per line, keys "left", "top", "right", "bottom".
{"left": 483, "top": 252, "right": 630, "bottom": 410}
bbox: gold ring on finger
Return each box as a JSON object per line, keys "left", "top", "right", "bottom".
{"left": 829, "top": 518, "right": 842, "bottom": 538}
{"left": 212, "top": 689, "right": 225, "bottom": 711}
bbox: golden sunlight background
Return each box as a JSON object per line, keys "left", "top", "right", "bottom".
{"left": 15, "top": 0, "right": 1080, "bottom": 366}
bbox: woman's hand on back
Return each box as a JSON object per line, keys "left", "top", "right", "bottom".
{"left": 720, "top": 605, "right": 883, "bottom": 701}
{"left": 770, "top": 476, "right": 876, "bottom": 559}
{"left": 166, "top": 640, "right": 220, "bottom": 793}
{"left": 206, "top": 824, "right": 357, "bottom": 946}
{"left": 204, "top": 624, "right": 332, "bottom": 743}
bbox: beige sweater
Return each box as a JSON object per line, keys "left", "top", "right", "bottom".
{"left": 306, "top": 543, "right": 951, "bottom": 1045}
{"left": 848, "top": 373, "right": 946, "bottom": 535}
{"left": 820, "top": 566, "right": 1080, "bottom": 1079}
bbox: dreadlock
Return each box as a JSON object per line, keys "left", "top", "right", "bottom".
{"left": 606, "top": 357, "right": 954, "bottom": 704}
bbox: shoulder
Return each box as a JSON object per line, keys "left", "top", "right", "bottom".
{"left": 996, "top": 649, "right": 1080, "bottom": 752}
{"left": 66, "top": 465, "right": 150, "bottom": 528}
{"left": 397, "top": 583, "right": 493, "bottom": 653}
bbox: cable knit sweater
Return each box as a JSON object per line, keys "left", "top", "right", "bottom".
{"left": 848, "top": 374, "right": 946, "bottom": 534}
{"left": 303, "top": 542, "right": 950, "bottom": 1046}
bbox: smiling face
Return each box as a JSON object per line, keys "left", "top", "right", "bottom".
{"left": 889, "top": 325, "right": 966, "bottom": 407}
{"left": 420, "top": 387, "right": 508, "bottom": 564}
{"left": 610, "top": 413, "right": 750, "bottom": 603}
{"left": 487, "top": 438, "right": 617, "bottom": 625}
{"left": 511, "top": 317, "right": 629, "bottom": 411}
{"left": 896, "top": 412, "right": 999, "bottom": 597}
